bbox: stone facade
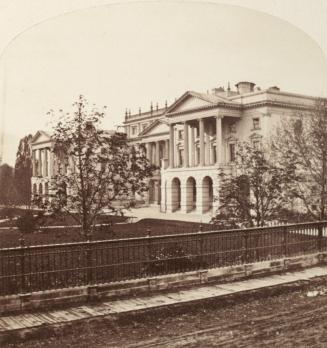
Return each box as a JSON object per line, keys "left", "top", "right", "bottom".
{"left": 31, "top": 81, "right": 318, "bottom": 214}
{"left": 30, "top": 131, "right": 55, "bottom": 202}
{"left": 124, "top": 81, "right": 317, "bottom": 216}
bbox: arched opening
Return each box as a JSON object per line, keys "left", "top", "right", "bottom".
{"left": 171, "top": 177, "right": 181, "bottom": 212}
{"left": 38, "top": 183, "right": 43, "bottom": 196}
{"left": 44, "top": 182, "right": 49, "bottom": 202}
{"left": 157, "top": 180, "right": 161, "bottom": 205}
{"left": 186, "top": 177, "right": 196, "bottom": 212}
{"left": 148, "top": 180, "right": 155, "bottom": 204}
{"left": 164, "top": 180, "right": 167, "bottom": 212}
{"left": 202, "top": 176, "right": 213, "bottom": 213}
{"left": 32, "top": 183, "right": 37, "bottom": 196}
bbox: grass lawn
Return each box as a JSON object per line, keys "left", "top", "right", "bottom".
{"left": 0, "top": 217, "right": 212, "bottom": 248}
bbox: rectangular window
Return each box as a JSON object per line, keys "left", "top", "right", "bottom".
{"left": 178, "top": 130, "right": 183, "bottom": 140}
{"left": 131, "top": 126, "right": 137, "bottom": 135}
{"left": 229, "top": 143, "right": 236, "bottom": 162}
{"left": 212, "top": 145, "right": 217, "bottom": 163}
{"left": 229, "top": 123, "right": 236, "bottom": 133}
{"left": 179, "top": 149, "right": 184, "bottom": 166}
{"left": 253, "top": 118, "right": 260, "bottom": 130}
{"left": 196, "top": 146, "right": 200, "bottom": 165}
{"left": 253, "top": 140, "right": 261, "bottom": 150}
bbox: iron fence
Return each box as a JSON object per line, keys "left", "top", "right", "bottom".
{"left": 1, "top": 221, "right": 327, "bottom": 296}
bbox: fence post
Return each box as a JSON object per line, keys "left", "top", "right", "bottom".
{"left": 283, "top": 226, "right": 288, "bottom": 256}
{"left": 86, "top": 240, "right": 93, "bottom": 285}
{"left": 243, "top": 231, "right": 249, "bottom": 263}
{"left": 198, "top": 224, "right": 204, "bottom": 268}
{"left": 146, "top": 228, "right": 152, "bottom": 274}
{"left": 19, "top": 237, "right": 26, "bottom": 293}
{"left": 318, "top": 223, "right": 323, "bottom": 252}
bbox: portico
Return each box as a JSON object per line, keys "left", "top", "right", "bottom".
{"left": 168, "top": 115, "right": 223, "bottom": 169}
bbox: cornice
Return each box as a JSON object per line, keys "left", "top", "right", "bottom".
{"left": 123, "top": 114, "right": 165, "bottom": 125}
{"left": 127, "top": 131, "right": 169, "bottom": 142}
{"left": 244, "top": 100, "right": 315, "bottom": 111}
{"left": 166, "top": 102, "right": 242, "bottom": 117}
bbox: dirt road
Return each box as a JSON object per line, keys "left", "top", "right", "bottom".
{"left": 5, "top": 278, "right": 327, "bottom": 347}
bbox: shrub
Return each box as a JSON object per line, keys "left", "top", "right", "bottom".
{"left": 145, "top": 243, "right": 201, "bottom": 275}
{"left": 16, "top": 210, "right": 37, "bottom": 234}
{"left": 0, "top": 207, "right": 16, "bottom": 220}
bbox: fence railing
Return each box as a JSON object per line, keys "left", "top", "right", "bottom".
{"left": 1, "top": 221, "right": 327, "bottom": 296}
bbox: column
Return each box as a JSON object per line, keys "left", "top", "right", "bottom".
{"left": 49, "top": 149, "right": 54, "bottom": 178}
{"left": 146, "top": 143, "right": 151, "bottom": 162}
{"left": 42, "top": 149, "right": 47, "bottom": 177}
{"left": 183, "top": 122, "right": 189, "bottom": 167}
{"left": 216, "top": 115, "right": 223, "bottom": 164}
{"left": 38, "top": 149, "right": 42, "bottom": 177}
{"left": 32, "top": 150, "right": 36, "bottom": 176}
{"left": 190, "top": 125, "right": 195, "bottom": 167}
{"left": 44, "top": 149, "right": 49, "bottom": 177}
{"left": 199, "top": 118, "right": 205, "bottom": 166}
{"left": 169, "top": 124, "right": 174, "bottom": 168}
{"left": 165, "top": 139, "right": 169, "bottom": 158}
{"left": 205, "top": 125, "right": 210, "bottom": 166}
{"left": 155, "top": 141, "right": 160, "bottom": 167}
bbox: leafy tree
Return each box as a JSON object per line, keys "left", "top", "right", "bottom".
{"left": 272, "top": 98, "right": 327, "bottom": 220}
{"left": 0, "top": 164, "right": 16, "bottom": 206}
{"left": 47, "top": 95, "right": 153, "bottom": 237}
{"left": 212, "top": 141, "right": 287, "bottom": 228}
{"left": 14, "top": 134, "right": 33, "bottom": 206}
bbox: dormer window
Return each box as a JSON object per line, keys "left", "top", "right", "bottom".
{"left": 252, "top": 118, "right": 260, "bottom": 130}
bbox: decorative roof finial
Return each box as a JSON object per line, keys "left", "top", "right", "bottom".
{"left": 227, "top": 81, "right": 231, "bottom": 91}
{"left": 125, "top": 109, "right": 128, "bottom": 119}
{"left": 128, "top": 109, "right": 131, "bottom": 117}
{"left": 150, "top": 102, "right": 153, "bottom": 115}
{"left": 139, "top": 107, "right": 141, "bottom": 115}
{"left": 165, "top": 100, "right": 168, "bottom": 109}
{"left": 156, "top": 102, "right": 159, "bottom": 111}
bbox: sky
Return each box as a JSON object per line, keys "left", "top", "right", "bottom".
{"left": 1, "top": 0, "right": 327, "bottom": 166}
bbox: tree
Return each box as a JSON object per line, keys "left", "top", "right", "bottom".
{"left": 0, "top": 164, "right": 16, "bottom": 206}
{"left": 47, "top": 95, "right": 153, "bottom": 237}
{"left": 212, "top": 141, "right": 287, "bottom": 228}
{"left": 14, "top": 134, "right": 33, "bottom": 206}
{"left": 272, "top": 98, "right": 327, "bottom": 220}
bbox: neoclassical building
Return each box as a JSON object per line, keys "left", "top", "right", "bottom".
{"left": 124, "top": 81, "right": 317, "bottom": 215}
{"left": 30, "top": 130, "right": 54, "bottom": 201}
{"left": 31, "top": 81, "right": 318, "bottom": 215}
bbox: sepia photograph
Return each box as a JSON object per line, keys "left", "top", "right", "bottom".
{"left": 0, "top": 0, "right": 327, "bottom": 346}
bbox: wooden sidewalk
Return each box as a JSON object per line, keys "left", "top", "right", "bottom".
{"left": 1, "top": 265, "right": 327, "bottom": 343}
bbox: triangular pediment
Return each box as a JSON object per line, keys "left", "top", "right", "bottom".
{"left": 139, "top": 120, "right": 169, "bottom": 137}
{"left": 166, "top": 91, "right": 229, "bottom": 114}
{"left": 31, "top": 130, "right": 52, "bottom": 144}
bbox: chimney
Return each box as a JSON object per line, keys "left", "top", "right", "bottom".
{"left": 235, "top": 81, "right": 255, "bottom": 94}
{"left": 268, "top": 86, "right": 280, "bottom": 92}
{"left": 212, "top": 87, "right": 225, "bottom": 95}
